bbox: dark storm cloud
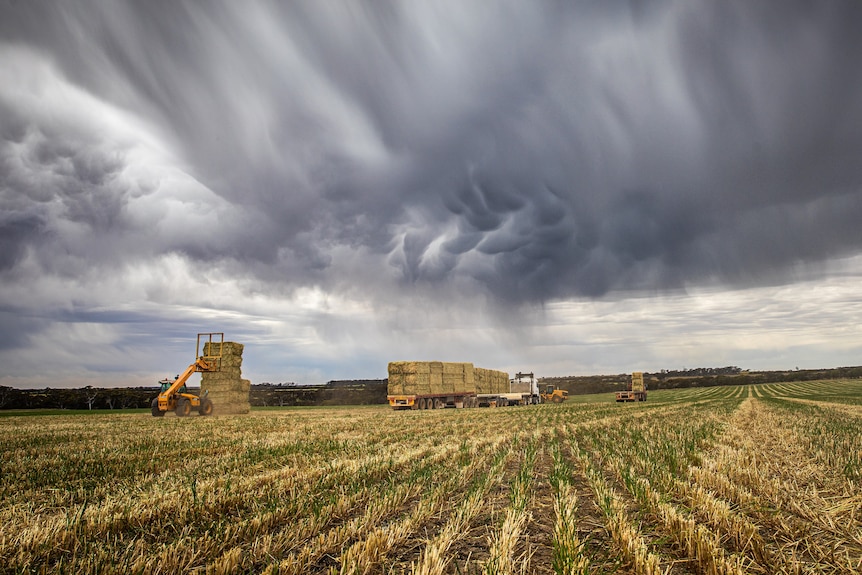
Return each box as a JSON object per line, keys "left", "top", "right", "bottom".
{"left": 2, "top": 0, "right": 862, "bottom": 308}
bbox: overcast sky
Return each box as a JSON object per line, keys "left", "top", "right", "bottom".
{"left": 2, "top": 1, "right": 862, "bottom": 389}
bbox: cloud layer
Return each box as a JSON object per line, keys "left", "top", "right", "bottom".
{"left": 2, "top": 1, "right": 862, "bottom": 386}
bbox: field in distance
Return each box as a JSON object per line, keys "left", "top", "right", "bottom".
{"left": 2, "top": 380, "right": 861, "bottom": 574}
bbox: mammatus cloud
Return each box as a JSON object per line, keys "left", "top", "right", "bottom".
{"left": 1, "top": 1, "right": 862, "bottom": 386}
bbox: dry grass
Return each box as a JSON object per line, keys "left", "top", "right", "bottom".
{"left": 1, "top": 380, "right": 862, "bottom": 573}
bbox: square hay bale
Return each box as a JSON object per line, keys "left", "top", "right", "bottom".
{"left": 405, "top": 361, "right": 431, "bottom": 374}
{"left": 202, "top": 370, "right": 242, "bottom": 381}
{"left": 205, "top": 389, "right": 250, "bottom": 413}
{"left": 218, "top": 355, "right": 243, "bottom": 368}
{"left": 204, "top": 341, "right": 244, "bottom": 357}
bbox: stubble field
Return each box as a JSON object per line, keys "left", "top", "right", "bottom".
{"left": 1, "top": 380, "right": 861, "bottom": 574}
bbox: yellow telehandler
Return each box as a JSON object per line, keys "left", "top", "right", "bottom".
{"left": 151, "top": 333, "right": 223, "bottom": 417}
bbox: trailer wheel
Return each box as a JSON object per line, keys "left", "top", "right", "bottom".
{"left": 199, "top": 398, "right": 214, "bottom": 416}
{"left": 434, "top": 398, "right": 444, "bottom": 409}
{"left": 176, "top": 398, "right": 191, "bottom": 417}
{"left": 151, "top": 398, "right": 165, "bottom": 417}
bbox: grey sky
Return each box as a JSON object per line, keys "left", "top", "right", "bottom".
{"left": 2, "top": 1, "right": 862, "bottom": 388}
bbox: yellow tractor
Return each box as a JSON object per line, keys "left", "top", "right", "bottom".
{"left": 541, "top": 384, "right": 569, "bottom": 403}
{"left": 151, "top": 333, "right": 223, "bottom": 417}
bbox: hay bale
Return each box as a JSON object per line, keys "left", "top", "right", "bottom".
{"left": 218, "top": 355, "right": 243, "bottom": 368}
{"left": 204, "top": 341, "right": 244, "bottom": 357}
{"left": 204, "top": 367, "right": 243, "bottom": 380}
{"left": 204, "top": 390, "right": 251, "bottom": 414}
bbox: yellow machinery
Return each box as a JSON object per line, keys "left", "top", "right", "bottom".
{"left": 151, "top": 333, "right": 223, "bottom": 417}
{"left": 616, "top": 371, "right": 647, "bottom": 402}
{"left": 541, "top": 384, "right": 569, "bottom": 403}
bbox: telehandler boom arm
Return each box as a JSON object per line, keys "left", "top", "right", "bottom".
{"left": 160, "top": 358, "right": 213, "bottom": 399}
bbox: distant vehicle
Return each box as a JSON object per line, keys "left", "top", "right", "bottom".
{"left": 540, "top": 384, "right": 569, "bottom": 403}
{"left": 615, "top": 371, "right": 647, "bottom": 402}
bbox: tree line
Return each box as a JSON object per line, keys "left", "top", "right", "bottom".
{"left": 2, "top": 368, "right": 861, "bottom": 410}
{"left": 0, "top": 380, "right": 388, "bottom": 411}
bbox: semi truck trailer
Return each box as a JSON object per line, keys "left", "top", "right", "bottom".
{"left": 615, "top": 371, "right": 648, "bottom": 402}
{"left": 387, "top": 361, "right": 515, "bottom": 410}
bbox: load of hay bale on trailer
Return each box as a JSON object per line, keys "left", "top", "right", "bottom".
{"left": 387, "top": 361, "right": 541, "bottom": 410}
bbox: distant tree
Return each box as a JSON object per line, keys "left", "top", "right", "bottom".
{"left": 84, "top": 386, "right": 99, "bottom": 410}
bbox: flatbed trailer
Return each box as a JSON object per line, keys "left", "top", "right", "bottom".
{"left": 615, "top": 390, "right": 647, "bottom": 402}
{"left": 476, "top": 392, "right": 538, "bottom": 407}
{"left": 388, "top": 393, "right": 478, "bottom": 410}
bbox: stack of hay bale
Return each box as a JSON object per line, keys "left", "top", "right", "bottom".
{"left": 388, "top": 361, "right": 510, "bottom": 396}
{"left": 474, "top": 367, "right": 509, "bottom": 395}
{"left": 201, "top": 341, "right": 250, "bottom": 414}
{"left": 388, "top": 361, "right": 476, "bottom": 395}
{"left": 442, "top": 362, "right": 474, "bottom": 394}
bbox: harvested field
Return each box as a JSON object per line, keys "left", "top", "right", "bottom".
{"left": 1, "top": 380, "right": 861, "bottom": 573}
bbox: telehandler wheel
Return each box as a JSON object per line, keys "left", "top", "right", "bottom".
{"left": 552, "top": 395, "right": 563, "bottom": 403}
{"left": 176, "top": 398, "right": 191, "bottom": 417}
{"left": 199, "top": 398, "right": 214, "bottom": 416}
{"left": 151, "top": 398, "right": 165, "bottom": 417}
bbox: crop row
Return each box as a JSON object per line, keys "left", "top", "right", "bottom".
{"left": 1, "top": 380, "right": 860, "bottom": 573}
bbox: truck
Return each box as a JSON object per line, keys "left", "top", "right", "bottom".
{"left": 477, "top": 371, "right": 541, "bottom": 407}
{"left": 615, "top": 371, "right": 647, "bottom": 402}
{"left": 151, "top": 333, "right": 223, "bottom": 417}
{"left": 387, "top": 362, "right": 552, "bottom": 409}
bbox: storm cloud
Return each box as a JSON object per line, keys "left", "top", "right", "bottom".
{"left": 2, "top": 1, "right": 862, "bottom": 386}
